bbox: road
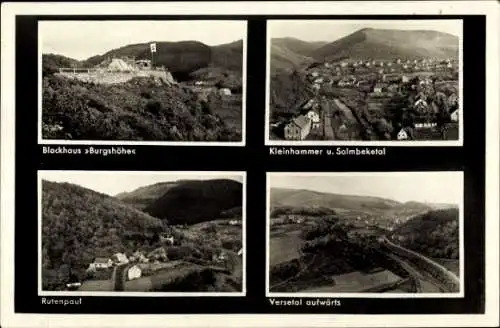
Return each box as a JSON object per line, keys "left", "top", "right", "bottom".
{"left": 385, "top": 253, "right": 442, "bottom": 293}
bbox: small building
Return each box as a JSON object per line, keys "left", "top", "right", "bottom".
{"left": 324, "top": 62, "right": 331, "bottom": 68}
{"left": 284, "top": 115, "right": 312, "bottom": 140}
{"left": 229, "top": 219, "right": 240, "bottom": 226}
{"left": 310, "top": 71, "right": 319, "bottom": 77}
{"left": 237, "top": 248, "right": 243, "bottom": 256}
{"left": 373, "top": 83, "right": 387, "bottom": 93}
{"left": 402, "top": 75, "right": 410, "bottom": 83}
{"left": 397, "top": 128, "right": 409, "bottom": 140}
{"left": 135, "top": 59, "right": 152, "bottom": 70}
{"left": 88, "top": 257, "right": 113, "bottom": 271}
{"left": 414, "top": 99, "right": 428, "bottom": 112}
{"left": 313, "top": 77, "right": 324, "bottom": 84}
{"left": 387, "top": 83, "right": 399, "bottom": 93}
{"left": 340, "top": 62, "right": 348, "bottom": 68}
{"left": 127, "top": 265, "right": 142, "bottom": 281}
{"left": 112, "top": 253, "right": 129, "bottom": 265}
{"left": 451, "top": 109, "right": 459, "bottom": 122}
{"left": 312, "top": 83, "right": 320, "bottom": 91}
{"left": 219, "top": 88, "right": 232, "bottom": 96}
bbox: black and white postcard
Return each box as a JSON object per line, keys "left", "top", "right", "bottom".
{"left": 266, "top": 20, "right": 463, "bottom": 146}
{"left": 267, "top": 172, "right": 463, "bottom": 297}
{"left": 38, "top": 171, "right": 246, "bottom": 296}
{"left": 38, "top": 20, "right": 247, "bottom": 145}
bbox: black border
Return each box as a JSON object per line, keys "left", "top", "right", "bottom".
{"left": 15, "top": 14, "right": 486, "bottom": 314}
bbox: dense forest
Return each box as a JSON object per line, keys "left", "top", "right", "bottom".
{"left": 269, "top": 70, "right": 314, "bottom": 122}
{"left": 41, "top": 180, "right": 168, "bottom": 290}
{"left": 392, "top": 208, "right": 460, "bottom": 259}
{"left": 42, "top": 75, "right": 241, "bottom": 141}
{"left": 144, "top": 179, "right": 243, "bottom": 225}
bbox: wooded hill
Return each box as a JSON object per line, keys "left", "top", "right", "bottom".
{"left": 311, "top": 28, "right": 459, "bottom": 61}
{"left": 391, "top": 208, "right": 460, "bottom": 259}
{"left": 144, "top": 179, "right": 243, "bottom": 225}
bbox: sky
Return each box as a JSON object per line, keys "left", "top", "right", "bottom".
{"left": 269, "top": 19, "right": 462, "bottom": 42}
{"left": 270, "top": 172, "right": 463, "bottom": 204}
{"left": 40, "top": 171, "right": 244, "bottom": 196}
{"left": 39, "top": 20, "right": 246, "bottom": 60}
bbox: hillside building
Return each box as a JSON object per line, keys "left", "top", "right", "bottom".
{"left": 397, "top": 128, "right": 409, "bottom": 140}
{"left": 373, "top": 83, "right": 387, "bottom": 93}
{"left": 402, "top": 75, "right": 410, "bottom": 83}
{"left": 111, "top": 253, "right": 129, "bottom": 265}
{"left": 219, "top": 88, "right": 232, "bottom": 96}
{"left": 284, "top": 115, "right": 312, "bottom": 140}
{"left": 127, "top": 265, "right": 142, "bottom": 281}
{"left": 87, "top": 257, "right": 113, "bottom": 271}
{"left": 451, "top": 109, "right": 459, "bottom": 122}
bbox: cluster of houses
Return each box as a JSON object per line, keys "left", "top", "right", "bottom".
{"left": 283, "top": 99, "right": 321, "bottom": 140}
{"left": 321, "top": 57, "right": 457, "bottom": 74}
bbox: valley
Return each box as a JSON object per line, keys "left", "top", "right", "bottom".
{"left": 41, "top": 177, "right": 244, "bottom": 293}
{"left": 268, "top": 187, "right": 460, "bottom": 294}
{"left": 269, "top": 28, "right": 460, "bottom": 141}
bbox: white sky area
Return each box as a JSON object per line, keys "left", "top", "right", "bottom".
{"left": 40, "top": 20, "right": 246, "bottom": 60}
{"left": 40, "top": 171, "right": 244, "bottom": 196}
{"left": 270, "top": 172, "right": 463, "bottom": 204}
{"left": 269, "top": 20, "right": 462, "bottom": 42}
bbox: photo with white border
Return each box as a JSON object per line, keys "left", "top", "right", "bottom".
{"left": 38, "top": 20, "right": 247, "bottom": 146}
{"left": 266, "top": 171, "right": 464, "bottom": 298}
{"left": 265, "top": 19, "right": 464, "bottom": 147}
{"left": 38, "top": 170, "right": 246, "bottom": 296}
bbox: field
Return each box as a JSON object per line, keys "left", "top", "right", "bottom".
{"left": 269, "top": 226, "right": 303, "bottom": 267}
{"left": 300, "top": 269, "right": 403, "bottom": 293}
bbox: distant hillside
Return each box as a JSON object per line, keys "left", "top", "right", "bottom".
{"left": 270, "top": 38, "right": 325, "bottom": 72}
{"left": 271, "top": 188, "right": 402, "bottom": 212}
{"left": 392, "top": 207, "right": 460, "bottom": 259}
{"left": 116, "top": 181, "right": 183, "bottom": 209}
{"left": 311, "top": 28, "right": 459, "bottom": 61}
{"left": 144, "top": 179, "right": 243, "bottom": 225}
{"left": 41, "top": 180, "right": 166, "bottom": 290}
{"left": 42, "top": 54, "right": 84, "bottom": 76}
{"left": 83, "top": 40, "right": 243, "bottom": 81}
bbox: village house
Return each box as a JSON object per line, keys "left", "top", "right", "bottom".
{"left": 387, "top": 83, "right": 399, "bottom": 93}
{"left": 397, "top": 127, "right": 414, "bottom": 140}
{"left": 401, "top": 75, "right": 410, "bottom": 83}
{"left": 414, "top": 99, "right": 428, "bottom": 112}
{"left": 135, "top": 59, "right": 152, "bottom": 70}
{"left": 373, "top": 83, "right": 387, "bottom": 94}
{"left": 130, "top": 251, "right": 149, "bottom": 263}
{"left": 340, "top": 62, "right": 349, "bottom": 68}
{"left": 307, "top": 110, "right": 321, "bottom": 129}
{"left": 310, "top": 71, "right": 319, "bottom": 77}
{"left": 324, "top": 62, "right": 331, "bottom": 68}
{"left": 237, "top": 248, "right": 243, "bottom": 257}
{"left": 127, "top": 265, "right": 142, "bottom": 281}
{"left": 312, "top": 83, "right": 321, "bottom": 91}
{"left": 284, "top": 115, "right": 312, "bottom": 140}
{"left": 313, "top": 77, "right": 324, "bottom": 84}
{"left": 451, "top": 109, "right": 459, "bottom": 122}
{"left": 213, "top": 251, "right": 227, "bottom": 263}
{"left": 219, "top": 88, "right": 232, "bottom": 96}
{"left": 112, "top": 253, "right": 129, "bottom": 265}
{"left": 87, "top": 257, "right": 113, "bottom": 271}
{"left": 229, "top": 219, "right": 240, "bottom": 226}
